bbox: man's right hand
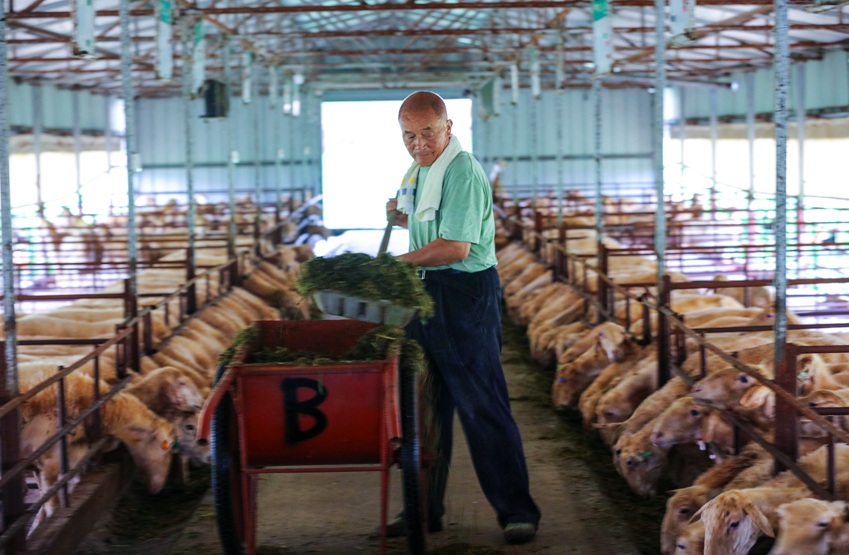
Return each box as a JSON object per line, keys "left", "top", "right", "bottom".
{"left": 386, "top": 197, "right": 408, "bottom": 228}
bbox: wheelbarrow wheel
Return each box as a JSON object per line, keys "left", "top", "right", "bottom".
{"left": 399, "top": 364, "right": 427, "bottom": 555}
{"left": 211, "top": 366, "right": 252, "bottom": 555}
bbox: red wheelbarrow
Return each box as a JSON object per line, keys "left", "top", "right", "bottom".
{"left": 197, "top": 319, "right": 427, "bottom": 555}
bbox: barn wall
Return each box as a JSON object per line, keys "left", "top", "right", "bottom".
{"left": 472, "top": 87, "right": 655, "bottom": 198}
{"left": 134, "top": 92, "right": 322, "bottom": 204}
{"left": 683, "top": 50, "right": 849, "bottom": 120}
{"left": 7, "top": 80, "right": 112, "bottom": 132}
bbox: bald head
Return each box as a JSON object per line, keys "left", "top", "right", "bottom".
{"left": 398, "top": 91, "right": 448, "bottom": 121}
{"left": 398, "top": 91, "right": 453, "bottom": 167}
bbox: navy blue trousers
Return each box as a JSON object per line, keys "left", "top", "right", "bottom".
{"left": 406, "top": 266, "right": 540, "bottom": 529}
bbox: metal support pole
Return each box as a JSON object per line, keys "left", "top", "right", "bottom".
{"left": 274, "top": 101, "right": 282, "bottom": 241}
{"left": 773, "top": 0, "right": 790, "bottom": 422}
{"left": 593, "top": 77, "right": 604, "bottom": 254}
{"left": 120, "top": 0, "right": 138, "bottom": 323}
{"left": 33, "top": 83, "right": 44, "bottom": 215}
{"left": 654, "top": 0, "right": 669, "bottom": 385}
{"left": 288, "top": 112, "right": 296, "bottom": 198}
{"left": 182, "top": 17, "right": 197, "bottom": 316}
{"left": 223, "top": 40, "right": 239, "bottom": 285}
{"left": 0, "top": 0, "right": 25, "bottom": 547}
{"left": 709, "top": 89, "right": 718, "bottom": 215}
{"left": 254, "top": 83, "right": 262, "bottom": 256}
{"left": 105, "top": 96, "right": 115, "bottom": 215}
{"left": 796, "top": 62, "right": 806, "bottom": 255}
{"left": 679, "top": 86, "right": 686, "bottom": 196}
{"left": 746, "top": 72, "right": 756, "bottom": 245}
{"left": 512, "top": 96, "right": 519, "bottom": 204}
{"left": 556, "top": 84, "right": 564, "bottom": 227}
{"left": 73, "top": 90, "right": 83, "bottom": 215}
{"left": 530, "top": 97, "right": 539, "bottom": 207}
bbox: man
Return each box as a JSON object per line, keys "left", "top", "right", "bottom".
{"left": 385, "top": 91, "right": 540, "bottom": 544}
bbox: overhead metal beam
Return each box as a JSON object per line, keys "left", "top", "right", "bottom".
{"left": 4, "top": 0, "right": 816, "bottom": 19}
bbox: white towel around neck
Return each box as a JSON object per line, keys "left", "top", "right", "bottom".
{"left": 396, "top": 135, "right": 463, "bottom": 223}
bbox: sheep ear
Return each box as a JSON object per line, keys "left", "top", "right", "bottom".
{"left": 739, "top": 385, "right": 772, "bottom": 409}
{"left": 745, "top": 503, "right": 775, "bottom": 538}
{"left": 690, "top": 503, "right": 706, "bottom": 524}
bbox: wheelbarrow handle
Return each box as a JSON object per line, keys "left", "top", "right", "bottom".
{"left": 378, "top": 210, "right": 397, "bottom": 256}
{"left": 197, "top": 367, "right": 237, "bottom": 443}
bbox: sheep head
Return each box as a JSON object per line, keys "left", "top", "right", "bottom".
{"left": 661, "top": 486, "right": 711, "bottom": 555}
{"left": 691, "top": 365, "right": 767, "bottom": 411}
{"left": 650, "top": 397, "right": 707, "bottom": 449}
{"left": 673, "top": 520, "right": 706, "bottom": 555}
{"left": 695, "top": 490, "right": 775, "bottom": 555}
{"left": 123, "top": 417, "right": 177, "bottom": 494}
{"left": 769, "top": 498, "right": 848, "bottom": 555}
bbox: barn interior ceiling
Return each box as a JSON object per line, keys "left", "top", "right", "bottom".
{"left": 3, "top": 0, "right": 849, "bottom": 98}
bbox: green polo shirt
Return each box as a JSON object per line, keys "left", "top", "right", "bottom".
{"left": 408, "top": 151, "right": 497, "bottom": 273}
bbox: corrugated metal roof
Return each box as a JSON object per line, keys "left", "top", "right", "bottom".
{"left": 4, "top": 0, "right": 849, "bottom": 97}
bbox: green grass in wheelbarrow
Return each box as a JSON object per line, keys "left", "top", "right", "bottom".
{"left": 296, "top": 252, "right": 434, "bottom": 319}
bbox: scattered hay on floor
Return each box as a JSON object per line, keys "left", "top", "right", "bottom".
{"left": 430, "top": 543, "right": 507, "bottom": 555}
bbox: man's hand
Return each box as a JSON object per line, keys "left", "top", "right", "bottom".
{"left": 387, "top": 197, "right": 408, "bottom": 228}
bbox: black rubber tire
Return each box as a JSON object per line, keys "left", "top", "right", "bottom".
{"left": 210, "top": 363, "right": 247, "bottom": 555}
{"left": 399, "top": 364, "right": 427, "bottom": 555}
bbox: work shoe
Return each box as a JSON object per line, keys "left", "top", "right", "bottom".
{"left": 503, "top": 522, "right": 537, "bottom": 544}
{"left": 381, "top": 514, "right": 443, "bottom": 538}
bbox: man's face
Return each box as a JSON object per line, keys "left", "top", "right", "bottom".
{"left": 399, "top": 109, "right": 453, "bottom": 167}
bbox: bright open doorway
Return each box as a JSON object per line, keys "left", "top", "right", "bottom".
{"left": 320, "top": 98, "right": 473, "bottom": 230}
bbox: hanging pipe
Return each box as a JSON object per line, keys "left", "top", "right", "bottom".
{"left": 0, "top": 0, "right": 25, "bottom": 547}
{"left": 772, "top": 0, "right": 793, "bottom": 468}
{"left": 653, "top": 0, "right": 669, "bottom": 385}
{"left": 119, "top": 0, "right": 138, "bottom": 369}
{"left": 182, "top": 16, "right": 197, "bottom": 315}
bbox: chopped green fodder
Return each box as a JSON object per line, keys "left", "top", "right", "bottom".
{"left": 217, "top": 324, "right": 258, "bottom": 365}
{"left": 296, "top": 252, "right": 434, "bottom": 318}
{"left": 247, "top": 325, "right": 406, "bottom": 365}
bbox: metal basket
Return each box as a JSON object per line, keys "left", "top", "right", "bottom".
{"left": 314, "top": 290, "right": 417, "bottom": 327}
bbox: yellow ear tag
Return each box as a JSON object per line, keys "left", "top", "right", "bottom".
{"left": 161, "top": 440, "right": 170, "bottom": 451}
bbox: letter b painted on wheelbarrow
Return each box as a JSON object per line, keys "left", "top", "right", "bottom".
{"left": 281, "top": 377, "right": 329, "bottom": 443}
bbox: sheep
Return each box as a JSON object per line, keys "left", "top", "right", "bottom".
{"left": 125, "top": 366, "right": 205, "bottom": 416}
{"left": 578, "top": 346, "right": 657, "bottom": 427}
{"left": 695, "top": 444, "right": 849, "bottom": 555}
{"left": 21, "top": 373, "right": 177, "bottom": 526}
{"left": 694, "top": 486, "right": 810, "bottom": 555}
{"left": 770, "top": 498, "right": 849, "bottom": 555}
{"left": 594, "top": 362, "right": 657, "bottom": 429}
{"left": 662, "top": 486, "right": 714, "bottom": 555}
{"left": 799, "top": 388, "right": 849, "bottom": 438}
{"left": 650, "top": 396, "right": 713, "bottom": 450}
{"left": 711, "top": 274, "right": 774, "bottom": 308}
{"left": 673, "top": 520, "right": 706, "bottom": 555}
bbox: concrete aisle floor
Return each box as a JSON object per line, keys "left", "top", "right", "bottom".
{"left": 168, "top": 323, "right": 664, "bottom": 555}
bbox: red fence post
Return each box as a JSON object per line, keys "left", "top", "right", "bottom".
{"left": 774, "top": 343, "right": 799, "bottom": 473}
